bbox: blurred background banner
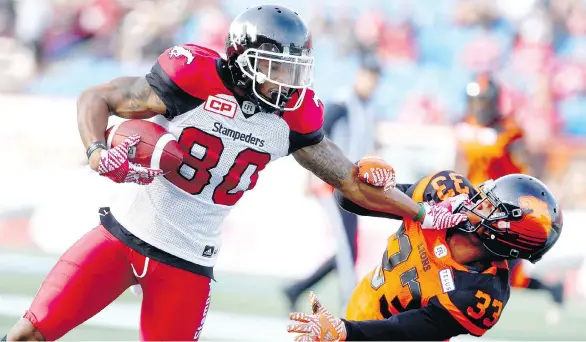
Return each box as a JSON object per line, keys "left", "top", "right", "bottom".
{"left": 2, "top": 0, "right": 586, "bottom": 340}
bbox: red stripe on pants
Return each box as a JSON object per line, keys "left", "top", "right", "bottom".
{"left": 24, "top": 225, "right": 211, "bottom": 341}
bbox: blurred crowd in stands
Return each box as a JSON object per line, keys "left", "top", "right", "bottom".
{"left": 1, "top": 0, "right": 586, "bottom": 207}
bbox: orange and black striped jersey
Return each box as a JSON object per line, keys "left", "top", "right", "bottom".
{"left": 456, "top": 117, "right": 526, "bottom": 186}
{"left": 338, "top": 170, "right": 511, "bottom": 341}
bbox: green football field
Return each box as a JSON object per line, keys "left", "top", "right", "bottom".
{"left": 0, "top": 249, "right": 584, "bottom": 341}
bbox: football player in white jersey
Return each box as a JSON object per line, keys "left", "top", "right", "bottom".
{"left": 4, "top": 4, "right": 469, "bottom": 341}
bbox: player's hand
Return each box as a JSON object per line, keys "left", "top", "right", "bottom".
{"left": 436, "top": 193, "right": 474, "bottom": 213}
{"left": 287, "top": 291, "right": 347, "bottom": 342}
{"left": 357, "top": 154, "right": 396, "bottom": 192}
{"left": 420, "top": 196, "right": 471, "bottom": 230}
{"left": 96, "top": 135, "right": 163, "bottom": 185}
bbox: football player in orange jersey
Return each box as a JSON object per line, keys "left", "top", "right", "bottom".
{"left": 286, "top": 170, "right": 563, "bottom": 341}
{"left": 455, "top": 73, "right": 529, "bottom": 186}
{"left": 457, "top": 73, "right": 565, "bottom": 322}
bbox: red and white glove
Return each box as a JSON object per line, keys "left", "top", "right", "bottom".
{"left": 97, "top": 135, "right": 163, "bottom": 185}
{"left": 435, "top": 193, "right": 474, "bottom": 214}
{"left": 287, "top": 291, "right": 347, "bottom": 342}
{"left": 357, "top": 154, "right": 396, "bottom": 192}
{"left": 420, "top": 194, "right": 472, "bottom": 230}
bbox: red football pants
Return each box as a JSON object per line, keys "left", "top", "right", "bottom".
{"left": 23, "top": 225, "right": 211, "bottom": 341}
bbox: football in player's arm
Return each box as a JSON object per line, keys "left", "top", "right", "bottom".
{"left": 287, "top": 170, "right": 563, "bottom": 341}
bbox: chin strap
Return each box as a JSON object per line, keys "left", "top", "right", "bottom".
{"left": 457, "top": 220, "right": 477, "bottom": 233}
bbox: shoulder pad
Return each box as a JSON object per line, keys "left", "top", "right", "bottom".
{"left": 282, "top": 89, "right": 325, "bottom": 134}
{"left": 156, "top": 44, "right": 229, "bottom": 99}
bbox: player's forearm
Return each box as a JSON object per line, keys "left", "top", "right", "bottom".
{"left": 77, "top": 89, "right": 111, "bottom": 150}
{"left": 340, "top": 179, "right": 421, "bottom": 220}
{"left": 341, "top": 307, "right": 465, "bottom": 341}
{"left": 342, "top": 318, "right": 446, "bottom": 341}
{"left": 294, "top": 139, "right": 421, "bottom": 220}
{"left": 333, "top": 184, "right": 414, "bottom": 220}
{"left": 333, "top": 189, "right": 392, "bottom": 218}
{"left": 77, "top": 87, "right": 114, "bottom": 172}
{"left": 77, "top": 77, "right": 165, "bottom": 170}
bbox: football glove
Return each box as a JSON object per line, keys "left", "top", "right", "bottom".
{"left": 287, "top": 291, "right": 347, "bottom": 342}
{"left": 97, "top": 135, "right": 163, "bottom": 185}
{"left": 357, "top": 154, "right": 396, "bottom": 192}
{"left": 420, "top": 194, "right": 472, "bottom": 230}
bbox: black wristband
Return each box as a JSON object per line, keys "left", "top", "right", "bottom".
{"left": 86, "top": 141, "right": 107, "bottom": 160}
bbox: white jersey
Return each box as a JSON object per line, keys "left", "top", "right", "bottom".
{"left": 108, "top": 44, "right": 325, "bottom": 267}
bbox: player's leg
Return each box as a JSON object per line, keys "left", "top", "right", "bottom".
{"left": 138, "top": 258, "right": 211, "bottom": 341}
{"left": 334, "top": 203, "right": 358, "bottom": 308}
{"left": 526, "top": 278, "right": 565, "bottom": 308}
{"left": 509, "top": 259, "right": 531, "bottom": 288}
{"left": 338, "top": 204, "right": 359, "bottom": 262}
{"left": 508, "top": 259, "right": 564, "bottom": 324}
{"left": 284, "top": 258, "right": 336, "bottom": 311}
{"left": 283, "top": 196, "right": 342, "bottom": 310}
{"left": 510, "top": 259, "right": 564, "bottom": 305}
{"left": 6, "top": 225, "right": 137, "bottom": 341}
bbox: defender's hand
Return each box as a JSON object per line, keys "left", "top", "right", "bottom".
{"left": 420, "top": 195, "right": 471, "bottom": 230}
{"left": 436, "top": 193, "right": 474, "bottom": 214}
{"left": 287, "top": 291, "right": 347, "bottom": 341}
{"left": 357, "top": 154, "right": 396, "bottom": 192}
{"left": 96, "top": 135, "right": 163, "bottom": 185}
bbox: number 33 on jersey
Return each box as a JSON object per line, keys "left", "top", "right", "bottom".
{"left": 346, "top": 170, "right": 511, "bottom": 337}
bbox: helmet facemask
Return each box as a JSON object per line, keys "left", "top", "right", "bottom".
{"left": 236, "top": 43, "right": 314, "bottom": 112}
{"left": 456, "top": 180, "right": 549, "bottom": 262}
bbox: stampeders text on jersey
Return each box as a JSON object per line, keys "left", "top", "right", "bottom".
{"left": 212, "top": 122, "right": 265, "bottom": 148}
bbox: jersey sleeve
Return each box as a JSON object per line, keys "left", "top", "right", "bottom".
{"left": 282, "top": 89, "right": 325, "bottom": 154}
{"left": 145, "top": 44, "right": 227, "bottom": 120}
{"left": 435, "top": 268, "right": 510, "bottom": 337}
{"left": 435, "top": 290, "right": 503, "bottom": 336}
{"left": 342, "top": 297, "right": 468, "bottom": 341}
{"left": 343, "top": 280, "right": 508, "bottom": 341}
